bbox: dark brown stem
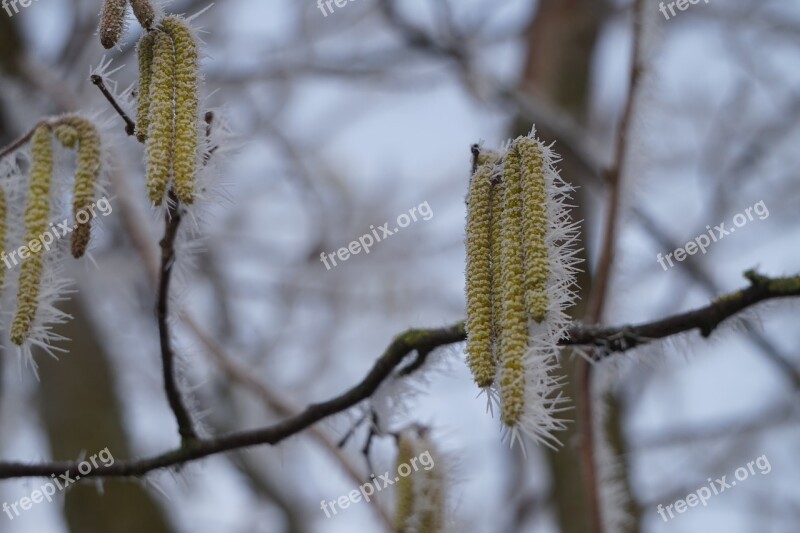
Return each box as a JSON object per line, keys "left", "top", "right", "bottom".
{"left": 582, "top": 3, "right": 646, "bottom": 530}
{"left": 157, "top": 190, "right": 197, "bottom": 443}
{"left": 90, "top": 74, "right": 136, "bottom": 136}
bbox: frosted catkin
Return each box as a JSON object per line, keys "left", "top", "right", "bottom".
{"left": 11, "top": 125, "right": 53, "bottom": 345}
{"left": 517, "top": 138, "right": 550, "bottom": 323}
{"left": 99, "top": 0, "right": 128, "bottom": 49}
{"left": 160, "top": 17, "right": 200, "bottom": 204}
{"left": 55, "top": 116, "right": 102, "bottom": 258}
{"left": 130, "top": 0, "right": 156, "bottom": 29}
{"left": 497, "top": 144, "right": 528, "bottom": 428}
{"left": 145, "top": 31, "right": 176, "bottom": 205}
{"left": 136, "top": 31, "right": 157, "bottom": 143}
{"left": 465, "top": 153, "right": 498, "bottom": 388}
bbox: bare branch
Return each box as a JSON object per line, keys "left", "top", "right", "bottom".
{"left": 0, "top": 270, "right": 797, "bottom": 480}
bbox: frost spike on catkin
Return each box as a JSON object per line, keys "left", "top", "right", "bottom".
{"left": 146, "top": 30, "right": 177, "bottom": 205}
{"left": 130, "top": 0, "right": 156, "bottom": 29}
{"left": 11, "top": 125, "right": 53, "bottom": 345}
{"left": 517, "top": 137, "right": 551, "bottom": 323}
{"left": 56, "top": 116, "right": 102, "bottom": 258}
{"left": 99, "top": 0, "right": 128, "bottom": 49}
{"left": 136, "top": 31, "right": 157, "bottom": 143}
{"left": 160, "top": 16, "right": 200, "bottom": 204}
{"left": 497, "top": 143, "right": 528, "bottom": 428}
{"left": 465, "top": 151, "right": 499, "bottom": 389}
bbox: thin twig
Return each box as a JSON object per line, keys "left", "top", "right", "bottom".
{"left": 157, "top": 190, "right": 198, "bottom": 443}
{"left": 587, "top": 0, "right": 645, "bottom": 323}
{"left": 90, "top": 74, "right": 136, "bottom": 136}
{"left": 580, "top": 3, "right": 646, "bottom": 531}
{"left": 0, "top": 121, "right": 44, "bottom": 161}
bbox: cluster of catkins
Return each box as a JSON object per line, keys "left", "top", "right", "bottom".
{"left": 100, "top": 0, "right": 201, "bottom": 205}
{"left": 0, "top": 116, "right": 106, "bottom": 371}
{"left": 464, "top": 130, "right": 581, "bottom": 448}
{"left": 0, "top": 0, "right": 205, "bottom": 374}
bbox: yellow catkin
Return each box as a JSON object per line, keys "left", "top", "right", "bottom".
{"left": 498, "top": 143, "right": 528, "bottom": 428}
{"left": 395, "top": 434, "right": 416, "bottom": 532}
{"left": 56, "top": 116, "right": 102, "bottom": 258}
{"left": 394, "top": 432, "right": 444, "bottom": 533}
{"left": 160, "top": 16, "right": 200, "bottom": 204}
{"left": 11, "top": 125, "right": 53, "bottom": 345}
{"left": 99, "top": 0, "right": 128, "bottom": 49}
{"left": 136, "top": 31, "right": 157, "bottom": 143}
{"left": 53, "top": 124, "right": 79, "bottom": 149}
{"left": 146, "top": 30, "right": 176, "bottom": 205}
{"left": 417, "top": 465, "right": 444, "bottom": 533}
{"left": 517, "top": 138, "right": 550, "bottom": 323}
{"left": 130, "top": 0, "right": 156, "bottom": 29}
{"left": 465, "top": 153, "right": 499, "bottom": 388}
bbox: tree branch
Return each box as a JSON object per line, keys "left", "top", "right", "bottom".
{"left": 570, "top": 270, "right": 800, "bottom": 353}
{"left": 0, "top": 323, "right": 466, "bottom": 479}
{"left": 0, "top": 270, "right": 797, "bottom": 480}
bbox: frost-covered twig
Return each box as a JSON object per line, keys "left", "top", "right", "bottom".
{"left": 90, "top": 74, "right": 136, "bottom": 136}
{"left": 0, "top": 271, "right": 797, "bottom": 480}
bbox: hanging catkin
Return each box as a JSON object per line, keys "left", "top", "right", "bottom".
{"left": 99, "top": 0, "right": 128, "bottom": 49}
{"left": 161, "top": 16, "right": 200, "bottom": 205}
{"left": 54, "top": 116, "right": 102, "bottom": 258}
{"left": 130, "top": 0, "right": 156, "bottom": 29}
{"left": 145, "top": 30, "right": 176, "bottom": 205}
{"left": 11, "top": 125, "right": 54, "bottom": 345}
{"left": 136, "top": 31, "right": 157, "bottom": 143}
{"left": 496, "top": 143, "right": 528, "bottom": 429}
{"left": 465, "top": 151, "right": 499, "bottom": 389}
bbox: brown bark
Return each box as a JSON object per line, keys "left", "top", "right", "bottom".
{"left": 513, "top": 2, "right": 610, "bottom": 532}
{"left": 37, "top": 297, "right": 175, "bottom": 533}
